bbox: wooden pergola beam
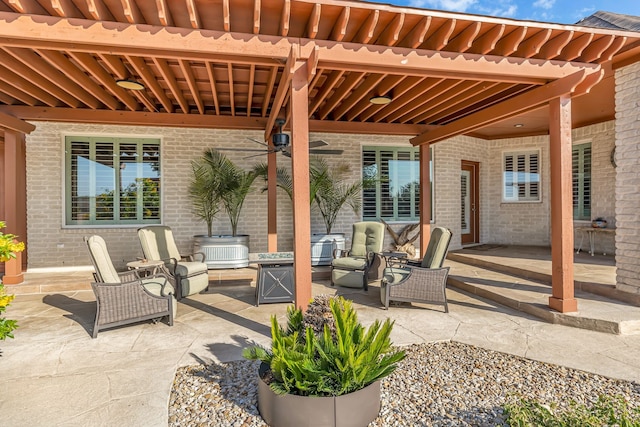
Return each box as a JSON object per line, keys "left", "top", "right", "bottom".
{"left": 410, "top": 69, "right": 593, "bottom": 146}
{"left": 0, "top": 111, "right": 35, "bottom": 133}
{"left": 0, "top": 12, "right": 601, "bottom": 85}
{"left": 0, "top": 105, "right": 435, "bottom": 135}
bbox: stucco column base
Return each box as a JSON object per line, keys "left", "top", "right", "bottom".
{"left": 548, "top": 296, "right": 578, "bottom": 313}
{"left": 2, "top": 254, "right": 24, "bottom": 284}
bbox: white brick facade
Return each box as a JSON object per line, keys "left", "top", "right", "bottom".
{"left": 615, "top": 61, "right": 640, "bottom": 293}
{"left": 25, "top": 118, "right": 617, "bottom": 269}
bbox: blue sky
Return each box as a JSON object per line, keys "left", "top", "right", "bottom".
{"left": 378, "top": 0, "right": 640, "bottom": 25}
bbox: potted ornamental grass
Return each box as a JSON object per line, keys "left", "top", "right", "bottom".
{"left": 189, "top": 148, "right": 258, "bottom": 269}
{"left": 243, "top": 295, "right": 405, "bottom": 427}
{"left": 254, "top": 157, "right": 361, "bottom": 265}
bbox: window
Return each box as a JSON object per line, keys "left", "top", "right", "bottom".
{"left": 502, "top": 150, "right": 540, "bottom": 202}
{"left": 65, "top": 136, "right": 161, "bottom": 226}
{"left": 572, "top": 142, "right": 591, "bottom": 220}
{"left": 362, "top": 146, "right": 433, "bottom": 222}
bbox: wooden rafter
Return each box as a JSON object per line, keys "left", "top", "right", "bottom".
{"left": 205, "top": 61, "right": 220, "bottom": 115}
{"left": 68, "top": 52, "right": 139, "bottom": 111}
{"left": 180, "top": 59, "right": 203, "bottom": 114}
{"left": 154, "top": 58, "right": 189, "bottom": 113}
{"left": 37, "top": 49, "right": 119, "bottom": 110}
{"left": 0, "top": 48, "right": 79, "bottom": 108}
{"left": 265, "top": 47, "right": 297, "bottom": 139}
{"left": 410, "top": 70, "right": 591, "bottom": 145}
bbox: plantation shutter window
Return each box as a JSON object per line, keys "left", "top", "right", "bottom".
{"left": 572, "top": 143, "right": 591, "bottom": 220}
{"left": 362, "top": 146, "right": 433, "bottom": 222}
{"left": 502, "top": 150, "right": 541, "bottom": 202}
{"left": 65, "top": 136, "right": 162, "bottom": 226}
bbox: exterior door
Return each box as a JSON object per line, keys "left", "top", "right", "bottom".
{"left": 461, "top": 160, "right": 480, "bottom": 245}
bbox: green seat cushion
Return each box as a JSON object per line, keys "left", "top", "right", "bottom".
{"left": 332, "top": 257, "right": 368, "bottom": 270}
{"left": 175, "top": 261, "right": 208, "bottom": 277}
{"left": 332, "top": 269, "right": 365, "bottom": 288}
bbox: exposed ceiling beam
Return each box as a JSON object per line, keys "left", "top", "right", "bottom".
{"left": 0, "top": 111, "right": 36, "bottom": 133}
{"left": 410, "top": 69, "right": 593, "bottom": 146}
{"left": 312, "top": 40, "right": 598, "bottom": 84}
{"left": 0, "top": 106, "right": 433, "bottom": 135}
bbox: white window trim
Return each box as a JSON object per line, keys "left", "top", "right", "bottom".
{"left": 501, "top": 148, "right": 542, "bottom": 203}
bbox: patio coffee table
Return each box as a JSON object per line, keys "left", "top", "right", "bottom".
{"left": 250, "top": 252, "right": 295, "bottom": 306}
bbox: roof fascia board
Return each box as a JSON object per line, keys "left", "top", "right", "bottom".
{"left": 293, "top": 0, "right": 640, "bottom": 39}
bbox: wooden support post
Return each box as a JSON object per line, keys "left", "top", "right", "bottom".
{"left": 548, "top": 95, "right": 577, "bottom": 313}
{"left": 2, "top": 131, "right": 26, "bottom": 283}
{"left": 267, "top": 151, "right": 278, "bottom": 252}
{"left": 290, "top": 61, "right": 312, "bottom": 310}
{"left": 419, "top": 143, "right": 431, "bottom": 257}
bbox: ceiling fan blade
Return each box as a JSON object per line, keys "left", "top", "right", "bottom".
{"left": 217, "top": 148, "right": 270, "bottom": 152}
{"left": 309, "top": 140, "right": 328, "bottom": 148}
{"left": 247, "top": 137, "right": 269, "bottom": 147}
{"left": 243, "top": 151, "right": 275, "bottom": 159}
{"left": 309, "top": 149, "right": 344, "bottom": 155}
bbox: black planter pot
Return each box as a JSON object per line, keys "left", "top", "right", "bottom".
{"left": 257, "top": 363, "right": 381, "bottom": 427}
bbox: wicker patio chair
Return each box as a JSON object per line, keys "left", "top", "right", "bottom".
{"left": 331, "top": 221, "right": 385, "bottom": 291}
{"left": 85, "top": 235, "right": 175, "bottom": 338}
{"left": 137, "top": 225, "right": 209, "bottom": 300}
{"left": 380, "top": 227, "right": 453, "bottom": 311}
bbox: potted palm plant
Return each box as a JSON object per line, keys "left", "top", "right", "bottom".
{"left": 255, "top": 157, "right": 361, "bottom": 265}
{"left": 190, "top": 149, "right": 258, "bottom": 269}
{"left": 243, "top": 295, "right": 405, "bottom": 427}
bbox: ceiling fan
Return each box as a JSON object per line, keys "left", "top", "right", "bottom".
{"left": 219, "top": 119, "right": 343, "bottom": 158}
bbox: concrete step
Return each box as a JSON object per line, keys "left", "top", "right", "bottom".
{"left": 446, "top": 259, "right": 640, "bottom": 335}
{"left": 447, "top": 250, "right": 640, "bottom": 306}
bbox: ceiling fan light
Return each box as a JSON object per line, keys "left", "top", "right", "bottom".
{"left": 369, "top": 95, "right": 392, "bottom": 105}
{"left": 116, "top": 79, "right": 145, "bottom": 90}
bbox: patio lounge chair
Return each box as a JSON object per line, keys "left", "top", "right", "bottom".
{"left": 331, "top": 221, "right": 385, "bottom": 291}
{"left": 137, "top": 225, "right": 209, "bottom": 300}
{"left": 85, "top": 235, "right": 175, "bottom": 338}
{"left": 380, "top": 227, "right": 452, "bottom": 311}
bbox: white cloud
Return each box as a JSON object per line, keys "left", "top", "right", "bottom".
{"left": 408, "top": 0, "right": 477, "bottom": 13}
{"left": 533, "top": 0, "right": 555, "bottom": 10}
{"left": 475, "top": 1, "right": 518, "bottom": 18}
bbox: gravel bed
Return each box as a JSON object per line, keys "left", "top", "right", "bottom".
{"left": 168, "top": 341, "right": 640, "bottom": 426}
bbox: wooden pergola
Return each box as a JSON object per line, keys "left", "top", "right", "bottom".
{"left": 1, "top": 0, "right": 639, "bottom": 311}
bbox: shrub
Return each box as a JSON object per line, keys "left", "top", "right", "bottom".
{"left": 244, "top": 295, "right": 405, "bottom": 397}
{"left": 504, "top": 394, "right": 640, "bottom": 426}
{"left": 0, "top": 221, "right": 23, "bottom": 340}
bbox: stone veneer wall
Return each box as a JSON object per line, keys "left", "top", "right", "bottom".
{"left": 615, "top": 61, "right": 640, "bottom": 293}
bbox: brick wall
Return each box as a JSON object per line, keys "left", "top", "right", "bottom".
{"left": 25, "top": 119, "right": 617, "bottom": 269}
{"left": 25, "top": 123, "right": 419, "bottom": 268}
{"left": 615, "top": 62, "right": 640, "bottom": 293}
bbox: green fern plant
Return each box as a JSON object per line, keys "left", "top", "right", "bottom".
{"left": 243, "top": 295, "right": 405, "bottom": 396}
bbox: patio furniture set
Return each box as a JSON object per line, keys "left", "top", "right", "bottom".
{"left": 85, "top": 222, "right": 452, "bottom": 337}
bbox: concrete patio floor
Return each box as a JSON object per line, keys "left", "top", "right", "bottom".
{"left": 3, "top": 273, "right": 640, "bottom": 427}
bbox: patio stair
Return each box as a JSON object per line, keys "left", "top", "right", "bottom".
{"left": 446, "top": 253, "right": 640, "bottom": 335}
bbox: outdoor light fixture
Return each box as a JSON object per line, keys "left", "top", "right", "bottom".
{"left": 369, "top": 95, "right": 392, "bottom": 105}
{"left": 116, "top": 79, "right": 145, "bottom": 90}
{"left": 513, "top": 123, "right": 524, "bottom": 128}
